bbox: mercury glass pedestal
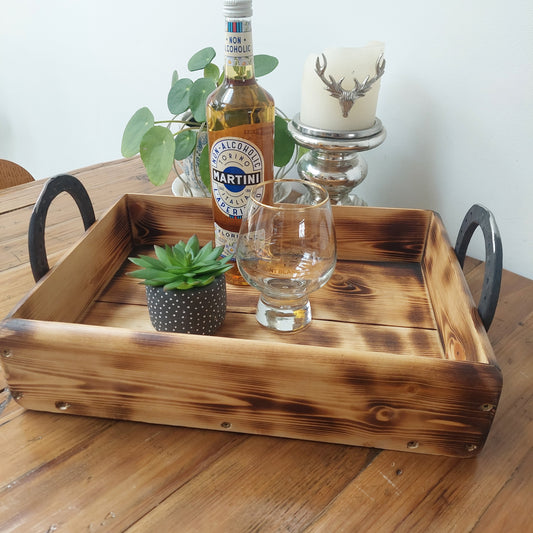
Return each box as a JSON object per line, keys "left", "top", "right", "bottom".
{"left": 288, "top": 114, "right": 387, "bottom": 206}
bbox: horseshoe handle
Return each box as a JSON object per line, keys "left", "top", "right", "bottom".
{"left": 455, "top": 204, "right": 503, "bottom": 331}
{"left": 28, "top": 174, "right": 96, "bottom": 282}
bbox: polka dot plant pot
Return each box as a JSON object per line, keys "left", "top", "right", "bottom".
{"left": 145, "top": 275, "right": 227, "bottom": 335}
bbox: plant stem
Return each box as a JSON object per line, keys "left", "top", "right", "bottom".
{"left": 155, "top": 119, "right": 202, "bottom": 128}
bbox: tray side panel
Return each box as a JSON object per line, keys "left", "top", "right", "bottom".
{"left": 7, "top": 197, "right": 132, "bottom": 323}
{"left": 127, "top": 195, "right": 215, "bottom": 247}
{"left": 332, "top": 205, "right": 431, "bottom": 262}
{"left": 422, "top": 212, "right": 498, "bottom": 366}
{"left": 1, "top": 319, "right": 502, "bottom": 458}
{"left": 126, "top": 195, "right": 431, "bottom": 263}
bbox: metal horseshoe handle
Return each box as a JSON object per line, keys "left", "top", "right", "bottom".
{"left": 28, "top": 174, "right": 96, "bottom": 282}
{"left": 454, "top": 204, "right": 503, "bottom": 331}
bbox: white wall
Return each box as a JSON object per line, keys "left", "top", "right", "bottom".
{"left": 2, "top": 0, "right": 532, "bottom": 279}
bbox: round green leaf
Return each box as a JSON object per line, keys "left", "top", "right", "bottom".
{"left": 189, "top": 78, "right": 216, "bottom": 123}
{"left": 204, "top": 62, "right": 220, "bottom": 82}
{"left": 188, "top": 47, "right": 216, "bottom": 71}
{"left": 174, "top": 129, "right": 197, "bottom": 160}
{"left": 121, "top": 107, "right": 154, "bottom": 158}
{"left": 167, "top": 78, "right": 193, "bottom": 115}
{"left": 199, "top": 144, "right": 211, "bottom": 192}
{"left": 140, "top": 126, "right": 175, "bottom": 186}
{"left": 274, "top": 115, "right": 295, "bottom": 167}
{"left": 254, "top": 54, "right": 279, "bottom": 77}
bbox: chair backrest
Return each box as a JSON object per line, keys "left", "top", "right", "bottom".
{"left": 0, "top": 159, "right": 35, "bottom": 189}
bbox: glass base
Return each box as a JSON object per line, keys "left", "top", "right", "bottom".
{"left": 256, "top": 296, "right": 312, "bottom": 332}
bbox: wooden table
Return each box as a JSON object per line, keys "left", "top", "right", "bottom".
{"left": 1, "top": 157, "right": 531, "bottom": 532}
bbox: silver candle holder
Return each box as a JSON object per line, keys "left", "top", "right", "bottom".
{"left": 288, "top": 115, "right": 386, "bottom": 206}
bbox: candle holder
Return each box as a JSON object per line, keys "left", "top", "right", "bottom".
{"left": 288, "top": 114, "right": 386, "bottom": 206}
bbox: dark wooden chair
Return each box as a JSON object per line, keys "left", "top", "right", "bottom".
{"left": 0, "top": 159, "right": 35, "bottom": 189}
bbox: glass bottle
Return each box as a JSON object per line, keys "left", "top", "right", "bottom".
{"left": 206, "top": 0, "right": 275, "bottom": 285}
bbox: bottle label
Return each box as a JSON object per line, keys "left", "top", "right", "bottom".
{"left": 213, "top": 222, "right": 240, "bottom": 258}
{"left": 225, "top": 20, "right": 253, "bottom": 68}
{"left": 210, "top": 136, "right": 264, "bottom": 220}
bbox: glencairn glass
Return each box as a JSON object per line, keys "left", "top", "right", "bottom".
{"left": 236, "top": 179, "right": 336, "bottom": 332}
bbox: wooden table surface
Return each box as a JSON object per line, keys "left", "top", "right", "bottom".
{"left": 0, "top": 157, "right": 531, "bottom": 532}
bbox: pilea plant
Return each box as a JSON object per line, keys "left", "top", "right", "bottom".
{"left": 121, "top": 47, "right": 298, "bottom": 194}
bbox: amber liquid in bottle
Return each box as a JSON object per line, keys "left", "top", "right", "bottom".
{"left": 207, "top": 8, "right": 275, "bottom": 285}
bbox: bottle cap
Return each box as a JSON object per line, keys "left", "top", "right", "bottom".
{"left": 224, "top": 0, "right": 252, "bottom": 17}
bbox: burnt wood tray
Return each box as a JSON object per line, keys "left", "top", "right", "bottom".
{"left": 0, "top": 178, "right": 503, "bottom": 457}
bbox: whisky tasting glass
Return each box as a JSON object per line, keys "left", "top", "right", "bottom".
{"left": 235, "top": 179, "right": 337, "bottom": 332}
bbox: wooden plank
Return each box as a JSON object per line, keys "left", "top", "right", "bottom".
{"left": 1, "top": 318, "right": 501, "bottom": 457}
{"left": 0, "top": 263, "right": 36, "bottom": 317}
{"left": 422, "top": 212, "right": 497, "bottom": 365}
{"left": 0, "top": 167, "right": 172, "bottom": 273}
{"left": 0, "top": 199, "right": 87, "bottom": 272}
{"left": 333, "top": 205, "right": 431, "bottom": 262}
{"left": 301, "top": 300, "right": 533, "bottom": 532}
{"left": 101, "top": 252, "right": 436, "bottom": 330}
{"left": 128, "top": 195, "right": 217, "bottom": 246}
{"left": 0, "top": 412, "right": 114, "bottom": 484}
{"left": 88, "top": 250, "right": 441, "bottom": 356}
{"left": 127, "top": 196, "right": 431, "bottom": 263}
{"left": 472, "top": 447, "right": 533, "bottom": 532}
{"left": 0, "top": 156, "right": 173, "bottom": 214}
{"left": 227, "top": 261, "right": 435, "bottom": 330}
{"left": 8, "top": 197, "right": 132, "bottom": 323}
{"left": 0, "top": 421, "right": 242, "bottom": 532}
{"left": 83, "top": 302, "right": 444, "bottom": 358}
{"left": 127, "top": 437, "right": 375, "bottom": 532}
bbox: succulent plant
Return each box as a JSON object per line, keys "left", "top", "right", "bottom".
{"left": 127, "top": 235, "right": 233, "bottom": 290}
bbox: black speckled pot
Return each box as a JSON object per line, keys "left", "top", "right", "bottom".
{"left": 145, "top": 275, "right": 226, "bottom": 335}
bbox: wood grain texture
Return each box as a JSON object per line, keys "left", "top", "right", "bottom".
{"left": 0, "top": 158, "right": 530, "bottom": 531}
{"left": 423, "top": 212, "right": 497, "bottom": 366}
{"left": 8, "top": 197, "right": 131, "bottom": 323}
{"left": 2, "top": 316, "right": 500, "bottom": 457}
{"left": 127, "top": 437, "right": 377, "bottom": 533}
{"left": 0, "top": 194, "right": 503, "bottom": 457}
{"left": 305, "top": 302, "right": 533, "bottom": 533}
{"left": 83, "top": 302, "right": 444, "bottom": 357}
{"left": 0, "top": 421, "right": 241, "bottom": 532}
{"left": 126, "top": 195, "right": 431, "bottom": 263}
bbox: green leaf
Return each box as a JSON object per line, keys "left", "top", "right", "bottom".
{"left": 254, "top": 54, "right": 279, "bottom": 77}
{"left": 140, "top": 126, "right": 175, "bottom": 186}
{"left": 189, "top": 78, "right": 216, "bottom": 122}
{"left": 129, "top": 255, "right": 163, "bottom": 269}
{"left": 172, "top": 243, "right": 187, "bottom": 264}
{"left": 199, "top": 144, "right": 211, "bottom": 191}
{"left": 204, "top": 63, "right": 220, "bottom": 81}
{"left": 188, "top": 47, "right": 216, "bottom": 71}
{"left": 167, "top": 78, "right": 193, "bottom": 115}
{"left": 185, "top": 235, "right": 200, "bottom": 255}
{"left": 171, "top": 70, "right": 179, "bottom": 87}
{"left": 127, "top": 269, "right": 175, "bottom": 282}
{"left": 193, "top": 240, "right": 213, "bottom": 262}
{"left": 121, "top": 107, "right": 154, "bottom": 158}
{"left": 154, "top": 245, "right": 173, "bottom": 266}
{"left": 174, "top": 129, "right": 197, "bottom": 160}
{"left": 274, "top": 115, "right": 295, "bottom": 167}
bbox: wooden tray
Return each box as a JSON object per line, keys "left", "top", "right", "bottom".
{"left": 0, "top": 186, "right": 503, "bottom": 457}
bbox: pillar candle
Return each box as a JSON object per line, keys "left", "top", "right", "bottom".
{"left": 300, "top": 42, "right": 385, "bottom": 131}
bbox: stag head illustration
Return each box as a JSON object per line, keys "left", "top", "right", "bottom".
{"left": 315, "top": 53, "right": 385, "bottom": 118}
